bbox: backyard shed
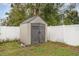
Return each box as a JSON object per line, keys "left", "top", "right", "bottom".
{"left": 20, "top": 16, "right": 47, "bottom": 45}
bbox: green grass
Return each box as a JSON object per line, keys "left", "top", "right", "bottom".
{"left": 0, "top": 40, "right": 79, "bottom": 56}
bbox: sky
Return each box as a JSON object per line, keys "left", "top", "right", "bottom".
{"left": 0, "top": 3, "right": 11, "bottom": 19}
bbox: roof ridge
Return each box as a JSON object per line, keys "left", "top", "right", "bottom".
{"left": 21, "top": 16, "right": 37, "bottom": 24}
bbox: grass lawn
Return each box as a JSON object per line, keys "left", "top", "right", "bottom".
{"left": 0, "top": 40, "right": 79, "bottom": 56}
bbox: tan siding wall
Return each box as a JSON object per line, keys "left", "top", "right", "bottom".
{"left": 20, "top": 24, "right": 31, "bottom": 45}
{"left": 45, "top": 25, "right": 48, "bottom": 42}
{"left": 28, "top": 23, "right": 31, "bottom": 45}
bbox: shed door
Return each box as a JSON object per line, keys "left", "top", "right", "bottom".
{"left": 31, "top": 23, "right": 45, "bottom": 44}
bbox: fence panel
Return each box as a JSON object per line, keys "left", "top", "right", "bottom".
{"left": 0, "top": 26, "right": 20, "bottom": 41}
{"left": 1, "top": 25, "right": 79, "bottom": 46}
{"left": 47, "top": 26, "right": 64, "bottom": 43}
{"left": 47, "top": 25, "right": 79, "bottom": 46}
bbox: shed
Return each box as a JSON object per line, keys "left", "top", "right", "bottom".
{"left": 20, "top": 16, "right": 47, "bottom": 45}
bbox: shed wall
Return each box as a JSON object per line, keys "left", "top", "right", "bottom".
{"left": 45, "top": 25, "right": 48, "bottom": 42}
{"left": 20, "top": 23, "right": 31, "bottom": 45}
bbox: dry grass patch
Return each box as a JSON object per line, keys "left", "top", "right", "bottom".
{"left": 0, "top": 40, "right": 79, "bottom": 56}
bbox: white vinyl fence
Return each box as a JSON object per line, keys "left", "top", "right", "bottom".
{"left": 47, "top": 25, "right": 79, "bottom": 46}
{"left": 0, "top": 26, "right": 20, "bottom": 41}
{"left": 47, "top": 26, "right": 64, "bottom": 43}
{"left": 1, "top": 25, "right": 79, "bottom": 46}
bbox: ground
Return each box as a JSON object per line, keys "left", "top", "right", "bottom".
{"left": 0, "top": 40, "right": 79, "bottom": 56}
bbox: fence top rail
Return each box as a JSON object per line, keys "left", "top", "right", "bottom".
{"left": 48, "top": 24, "right": 79, "bottom": 27}
{"left": 0, "top": 26, "right": 19, "bottom": 27}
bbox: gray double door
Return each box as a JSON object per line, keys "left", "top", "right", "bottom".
{"left": 31, "top": 23, "right": 45, "bottom": 44}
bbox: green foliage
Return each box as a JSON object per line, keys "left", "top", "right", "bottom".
{"left": 41, "top": 3, "right": 63, "bottom": 26}
{"left": 6, "top": 3, "right": 79, "bottom": 26}
{"left": 64, "top": 10, "right": 79, "bottom": 25}
{"left": 7, "top": 4, "right": 29, "bottom": 26}
{"left": 63, "top": 4, "right": 79, "bottom": 25}
{"left": 6, "top": 3, "right": 64, "bottom": 26}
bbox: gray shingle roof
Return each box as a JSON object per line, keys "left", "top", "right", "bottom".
{"left": 21, "top": 16, "right": 47, "bottom": 25}
{"left": 21, "top": 16, "right": 38, "bottom": 24}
